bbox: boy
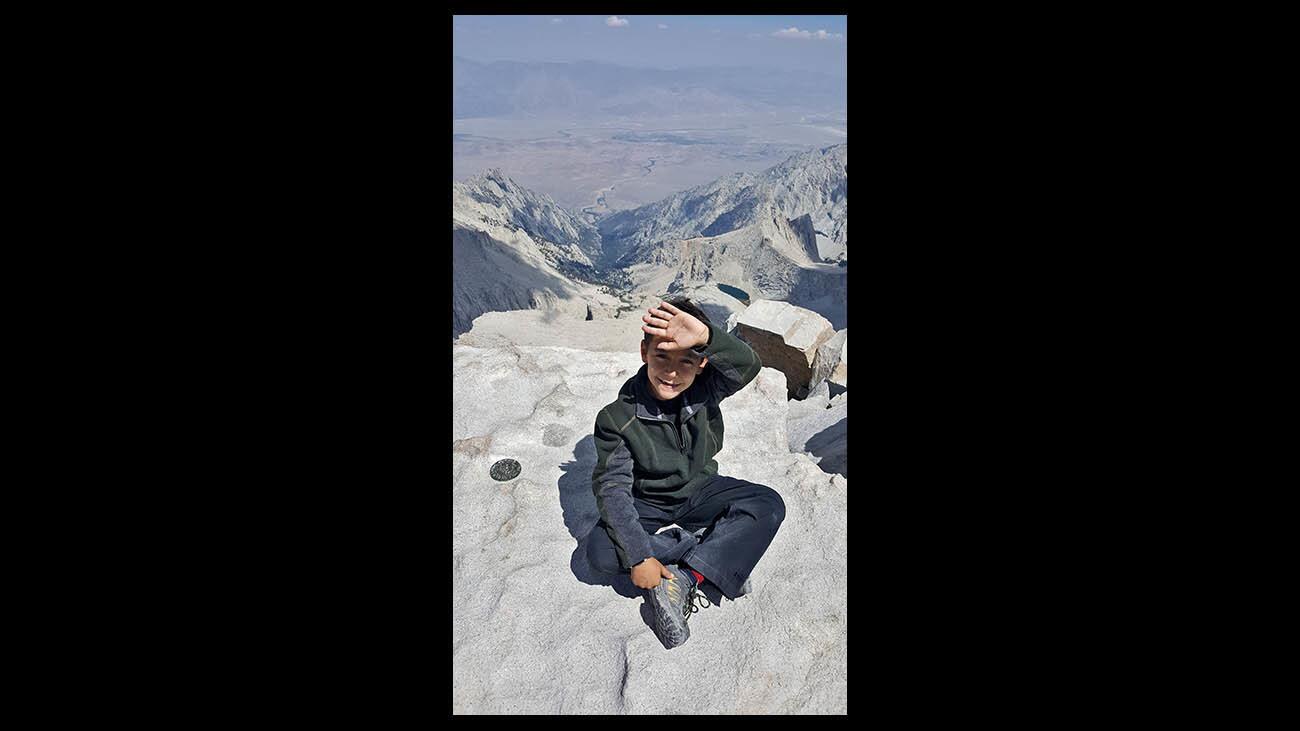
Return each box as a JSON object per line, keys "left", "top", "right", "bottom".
{"left": 585, "top": 298, "right": 786, "bottom": 649}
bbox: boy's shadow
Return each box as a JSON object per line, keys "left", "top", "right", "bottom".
{"left": 558, "top": 435, "right": 641, "bottom": 599}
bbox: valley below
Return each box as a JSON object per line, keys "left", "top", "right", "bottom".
{"left": 451, "top": 142, "right": 847, "bottom": 338}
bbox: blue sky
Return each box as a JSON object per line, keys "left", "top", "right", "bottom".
{"left": 453, "top": 15, "right": 848, "bottom": 78}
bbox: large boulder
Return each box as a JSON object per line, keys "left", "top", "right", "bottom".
{"left": 452, "top": 344, "right": 847, "bottom": 714}
{"left": 817, "top": 329, "right": 847, "bottom": 394}
{"left": 828, "top": 330, "right": 847, "bottom": 394}
{"left": 734, "top": 300, "right": 836, "bottom": 400}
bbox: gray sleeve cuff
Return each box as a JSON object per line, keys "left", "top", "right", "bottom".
{"left": 692, "top": 323, "right": 715, "bottom": 354}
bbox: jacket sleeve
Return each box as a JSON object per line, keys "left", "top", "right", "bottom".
{"left": 591, "top": 409, "right": 653, "bottom": 570}
{"left": 697, "top": 322, "right": 763, "bottom": 404}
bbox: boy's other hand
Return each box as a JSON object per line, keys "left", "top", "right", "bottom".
{"left": 641, "top": 301, "right": 708, "bottom": 351}
{"left": 630, "top": 557, "right": 674, "bottom": 589}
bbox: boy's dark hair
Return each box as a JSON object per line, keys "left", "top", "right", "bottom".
{"left": 643, "top": 297, "right": 713, "bottom": 342}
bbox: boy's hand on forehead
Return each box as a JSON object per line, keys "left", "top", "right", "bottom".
{"left": 641, "top": 301, "right": 708, "bottom": 351}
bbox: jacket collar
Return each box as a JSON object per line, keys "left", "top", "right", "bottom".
{"left": 629, "top": 365, "right": 708, "bottom": 422}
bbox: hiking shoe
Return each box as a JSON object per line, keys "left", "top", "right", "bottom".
{"left": 646, "top": 565, "right": 711, "bottom": 649}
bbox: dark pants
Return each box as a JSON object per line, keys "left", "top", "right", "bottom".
{"left": 584, "top": 475, "right": 786, "bottom": 600}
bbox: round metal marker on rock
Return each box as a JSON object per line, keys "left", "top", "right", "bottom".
{"left": 490, "top": 459, "right": 521, "bottom": 482}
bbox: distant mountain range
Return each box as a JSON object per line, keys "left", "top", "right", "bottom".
{"left": 451, "top": 143, "right": 847, "bottom": 335}
{"left": 453, "top": 58, "right": 847, "bottom": 120}
{"left": 599, "top": 144, "right": 847, "bottom": 265}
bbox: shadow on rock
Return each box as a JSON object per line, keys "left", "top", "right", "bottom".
{"left": 558, "top": 435, "right": 598, "bottom": 541}
{"left": 558, "top": 435, "right": 642, "bottom": 600}
{"left": 806, "top": 417, "right": 847, "bottom": 477}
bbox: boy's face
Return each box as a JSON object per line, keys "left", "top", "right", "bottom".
{"left": 641, "top": 336, "right": 708, "bottom": 401}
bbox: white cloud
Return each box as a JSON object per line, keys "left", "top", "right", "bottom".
{"left": 551, "top": 18, "right": 562, "bottom": 24}
{"left": 658, "top": 23, "right": 669, "bottom": 29}
{"left": 772, "top": 26, "right": 844, "bottom": 41}
{"left": 606, "top": 16, "right": 629, "bottom": 27}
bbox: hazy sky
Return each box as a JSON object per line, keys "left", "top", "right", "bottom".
{"left": 453, "top": 15, "right": 848, "bottom": 78}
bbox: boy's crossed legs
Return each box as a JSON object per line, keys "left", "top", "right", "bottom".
{"left": 585, "top": 475, "right": 786, "bottom": 601}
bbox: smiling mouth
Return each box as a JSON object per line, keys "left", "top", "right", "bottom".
{"left": 657, "top": 378, "right": 678, "bottom": 389}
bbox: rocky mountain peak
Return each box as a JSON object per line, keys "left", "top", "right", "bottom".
{"left": 455, "top": 168, "right": 607, "bottom": 269}
{"left": 598, "top": 143, "right": 847, "bottom": 266}
{"left": 462, "top": 168, "right": 538, "bottom": 204}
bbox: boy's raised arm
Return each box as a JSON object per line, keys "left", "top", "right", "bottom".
{"left": 697, "top": 321, "right": 763, "bottom": 404}
{"left": 590, "top": 409, "right": 653, "bottom": 569}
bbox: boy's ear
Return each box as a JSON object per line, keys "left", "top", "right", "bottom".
{"left": 640, "top": 339, "right": 648, "bottom": 363}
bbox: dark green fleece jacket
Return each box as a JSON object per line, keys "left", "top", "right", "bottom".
{"left": 590, "top": 322, "right": 762, "bottom": 568}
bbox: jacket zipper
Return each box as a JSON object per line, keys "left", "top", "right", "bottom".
{"left": 637, "top": 411, "right": 691, "bottom": 454}
{"left": 677, "top": 405, "right": 698, "bottom": 454}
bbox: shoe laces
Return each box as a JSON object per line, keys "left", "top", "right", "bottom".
{"left": 683, "top": 581, "right": 711, "bottom": 623}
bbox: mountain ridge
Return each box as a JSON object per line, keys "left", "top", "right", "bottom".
{"left": 598, "top": 143, "right": 847, "bottom": 266}
{"left": 451, "top": 143, "right": 848, "bottom": 334}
